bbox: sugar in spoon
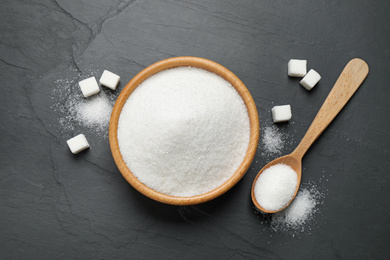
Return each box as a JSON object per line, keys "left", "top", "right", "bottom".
{"left": 251, "top": 58, "right": 369, "bottom": 213}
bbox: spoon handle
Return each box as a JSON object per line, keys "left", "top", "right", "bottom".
{"left": 293, "top": 58, "right": 369, "bottom": 159}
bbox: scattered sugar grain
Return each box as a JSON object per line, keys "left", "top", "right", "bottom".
{"left": 262, "top": 126, "right": 284, "bottom": 155}
{"left": 271, "top": 185, "right": 324, "bottom": 232}
{"left": 275, "top": 189, "right": 316, "bottom": 226}
{"left": 52, "top": 74, "right": 116, "bottom": 137}
{"left": 75, "top": 93, "right": 113, "bottom": 129}
{"left": 117, "top": 66, "right": 250, "bottom": 197}
{"left": 254, "top": 164, "right": 298, "bottom": 211}
{"left": 260, "top": 124, "right": 295, "bottom": 158}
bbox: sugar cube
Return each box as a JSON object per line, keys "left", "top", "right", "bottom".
{"left": 67, "top": 134, "right": 90, "bottom": 154}
{"left": 99, "top": 70, "right": 120, "bottom": 90}
{"left": 79, "top": 77, "right": 100, "bottom": 97}
{"left": 288, "top": 59, "right": 307, "bottom": 77}
{"left": 300, "top": 69, "right": 321, "bottom": 90}
{"left": 272, "top": 105, "right": 292, "bottom": 123}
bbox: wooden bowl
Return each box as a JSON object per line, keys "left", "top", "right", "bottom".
{"left": 109, "top": 56, "right": 259, "bottom": 205}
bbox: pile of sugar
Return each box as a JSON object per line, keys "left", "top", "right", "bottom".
{"left": 261, "top": 125, "right": 295, "bottom": 157}
{"left": 262, "top": 126, "right": 284, "bottom": 155}
{"left": 73, "top": 93, "right": 113, "bottom": 129}
{"left": 271, "top": 186, "right": 323, "bottom": 232}
{"left": 53, "top": 75, "right": 116, "bottom": 137}
{"left": 117, "top": 67, "right": 250, "bottom": 197}
{"left": 62, "top": 91, "right": 114, "bottom": 135}
{"left": 254, "top": 164, "right": 298, "bottom": 211}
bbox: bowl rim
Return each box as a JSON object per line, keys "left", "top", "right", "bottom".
{"left": 109, "top": 56, "right": 259, "bottom": 205}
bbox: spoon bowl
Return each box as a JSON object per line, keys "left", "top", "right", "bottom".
{"left": 252, "top": 58, "right": 369, "bottom": 213}
{"left": 251, "top": 154, "right": 302, "bottom": 213}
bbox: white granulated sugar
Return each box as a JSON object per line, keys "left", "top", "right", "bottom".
{"left": 254, "top": 164, "right": 298, "bottom": 211}
{"left": 271, "top": 185, "right": 323, "bottom": 232}
{"left": 275, "top": 189, "right": 315, "bottom": 226}
{"left": 118, "top": 66, "right": 250, "bottom": 197}
{"left": 262, "top": 126, "right": 284, "bottom": 155}
{"left": 260, "top": 124, "right": 295, "bottom": 159}
{"left": 52, "top": 74, "right": 116, "bottom": 137}
{"left": 63, "top": 91, "right": 114, "bottom": 135}
{"left": 75, "top": 93, "right": 113, "bottom": 129}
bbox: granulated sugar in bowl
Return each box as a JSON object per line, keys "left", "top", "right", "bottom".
{"left": 109, "top": 57, "right": 259, "bottom": 205}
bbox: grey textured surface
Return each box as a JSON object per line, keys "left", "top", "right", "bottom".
{"left": 1, "top": 0, "right": 389, "bottom": 259}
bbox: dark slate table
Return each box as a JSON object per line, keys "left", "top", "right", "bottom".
{"left": 1, "top": 1, "right": 389, "bottom": 259}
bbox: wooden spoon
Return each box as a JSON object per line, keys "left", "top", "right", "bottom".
{"left": 251, "top": 58, "right": 369, "bottom": 213}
